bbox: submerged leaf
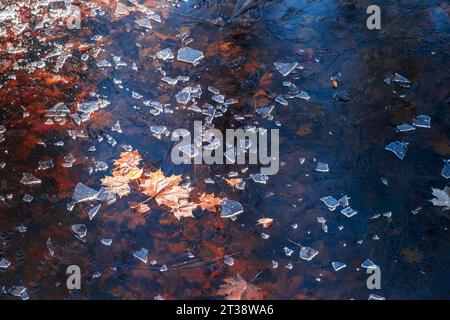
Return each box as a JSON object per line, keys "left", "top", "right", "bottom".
{"left": 430, "top": 186, "right": 450, "bottom": 211}
{"left": 101, "top": 175, "right": 131, "bottom": 198}
{"left": 218, "top": 275, "right": 264, "bottom": 300}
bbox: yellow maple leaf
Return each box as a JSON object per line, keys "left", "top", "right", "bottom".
{"left": 112, "top": 150, "right": 142, "bottom": 175}
{"left": 171, "top": 199, "right": 198, "bottom": 220}
{"left": 140, "top": 169, "right": 182, "bottom": 197}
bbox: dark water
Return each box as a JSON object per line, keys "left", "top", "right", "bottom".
{"left": 0, "top": 0, "right": 449, "bottom": 300}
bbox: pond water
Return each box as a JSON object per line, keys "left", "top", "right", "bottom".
{"left": 0, "top": 0, "right": 449, "bottom": 300}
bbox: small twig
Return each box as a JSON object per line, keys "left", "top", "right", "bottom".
{"left": 287, "top": 238, "right": 302, "bottom": 247}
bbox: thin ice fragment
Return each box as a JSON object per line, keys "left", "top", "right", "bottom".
{"left": 361, "top": 258, "right": 378, "bottom": 269}
{"left": 341, "top": 206, "right": 358, "bottom": 218}
{"left": 0, "top": 258, "right": 11, "bottom": 269}
{"left": 20, "top": 173, "right": 41, "bottom": 185}
{"left": 251, "top": 173, "right": 268, "bottom": 184}
{"left": 220, "top": 199, "right": 243, "bottom": 218}
{"left": 299, "top": 246, "right": 319, "bottom": 261}
{"left": 177, "top": 47, "right": 204, "bottom": 65}
{"left": 223, "top": 255, "right": 235, "bottom": 266}
{"left": 412, "top": 115, "right": 431, "bottom": 128}
{"left": 71, "top": 224, "right": 87, "bottom": 238}
{"left": 396, "top": 123, "right": 416, "bottom": 132}
{"left": 315, "top": 162, "right": 329, "bottom": 172}
{"left": 320, "top": 196, "right": 339, "bottom": 211}
{"left": 88, "top": 204, "right": 101, "bottom": 220}
{"left": 441, "top": 162, "right": 450, "bottom": 179}
{"left": 156, "top": 48, "right": 174, "bottom": 61}
{"left": 133, "top": 248, "right": 148, "bottom": 263}
{"left": 72, "top": 183, "right": 100, "bottom": 203}
{"left": 274, "top": 62, "right": 298, "bottom": 77}
{"left": 385, "top": 141, "right": 408, "bottom": 160}
{"left": 332, "top": 261, "right": 346, "bottom": 271}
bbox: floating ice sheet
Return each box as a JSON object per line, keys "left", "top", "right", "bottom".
{"left": 442, "top": 162, "right": 450, "bottom": 179}
{"left": 361, "top": 258, "right": 377, "bottom": 269}
{"left": 220, "top": 199, "right": 243, "bottom": 218}
{"left": 320, "top": 196, "right": 339, "bottom": 211}
{"left": 412, "top": 115, "right": 431, "bottom": 128}
{"left": 385, "top": 141, "right": 408, "bottom": 160}
{"left": 315, "top": 162, "right": 329, "bottom": 172}
{"left": 251, "top": 173, "right": 268, "bottom": 184}
{"left": 72, "top": 183, "right": 100, "bottom": 203}
{"left": 274, "top": 62, "right": 298, "bottom": 77}
{"left": 299, "top": 246, "right": 319, "bottom": 261}
{"left": 156, "top": 48, "right": 174, "bottom": 61}
{"left": 341, "top": 206, "right": 358, "bottom": 218}
{"left": 396, "top": 123, "right": 416, "bottom": 132}
{"left": 223, "top": 255, "right": 234, "bottom": 266}
{"left": 133, "top": 248, "right": 148, "bottom": 264}
{"left": 20, "top": 173, "right": 41, "bottom": 185}
{"left": 88, "top": 204, "right": 101, "bottom": 220}
{"left": 71, "top": 224, "right": 87, "bottom": 238}
{"left": 135, "top": 18, "right": 152, "bottom": 29}
{"left": 332, "top": 261, "right": 346, "bottom": 271}
{"left": 0, "top": 258, "right": 11, "bottom": 269}
{"left": 177, "top": 47, "right": 204, "bottom": 65}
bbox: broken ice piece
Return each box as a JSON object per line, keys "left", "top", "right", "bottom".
{"left": 332, "top": 261, "right": 346, "bottom": 271}
{"left": 412, "top": 115, "right": 431, "bottom": 128}
{"left": 320, "top": 196, "right": 339, "bottom": 211}
{"left": 368, "top": 294, "right": 386, "bottom": 300}
{"left": 71, "top": 224, "right": 87, "bottom": 238}
{"left": 393, "top": 73, "right": 411, "bottom": 85}
{"left": 212, "top": 94, "right": 225, "bottom": 104}
{"left": 251, "top": 173, "right": 268, "bottom": 184}
{"left": 20, "top": 173, "right": 41, "bottom": 185}
{"left": 223, "top": 255, "right": 234, "bottom": 266}
{"left": 160, "top": 264, "right": 168, "bottom": 272}
{"left": 156, "top": 48, "right": 174, "bottom": 61}
{"left": 385, "top": 141, "right": 408, "bottom": 160}
{"left": 0, "top": 258, "right": 11, "bottom": 269}
{"left": 332, "top": 90, "right": 351, "bottom": 102}
{"left": 150, "top": 126, "right": 167, "bottom": 135}
{"left": 274, "top": 62, "right": 298, "bottom": 77}
{"left": 72, "top": 183, "right": 100, "bottom": 203}
{"left": 101, "top": 239, "right": 112, "bottom": 246}
{"left": 315, "top": 162, "right": 329, "bottom": 172}
{"left": 275, "top": 95, "right": 288, "bottom": 106}
{"left": 112, "top": 121, "right": 122, "bottom": 133}
{"left": 47, "top": 237, "right": 55, "bottom": 256}
{"left": 396, "top": 123, "right": 416, "bottom": 132}
{"left": 177, "top": 47, "right": 204, "bottom": 65}
{"left": 340, "top": 206, "right": 358, "bottom": 218}
{"left": 88, "top": 204, "right": 101, "bottom": 220}
{"left": 256, "top": 104, "right": 275, "bottom": 118}
{"left": 284, "top": 247, "right": 294, "bottom": 256}
{"left": 23, "top": 194, "right": 33, "bottom": 202}
{"left": 441, "top": 162, "right": 450, "bottom": 179}
{"left": 220, "top": 199, "right": 243, "bottom": 218}
{"left": 361, "top": 258, "right": 377, "bottom": 269}
{"left": 299, "top": 246, "right": 319, "bottom": 261}
{"left": 135, "top": 18, "right": 152, "bottom": 29}
{"left": 133, "top": 248, "right": 148, "bottom": 264}
{"left": 295, "top": 91, "right": 311, "bottom": 101}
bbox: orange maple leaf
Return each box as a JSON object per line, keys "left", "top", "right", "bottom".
{"left": 224, "top": 178, "right": 242, "bottom": 188}
{"left": 112, "top": 150, "right": 142, "bottom": 175}
{"left": 101, "top": 175, "right": 131, "bottom": 198}
{"left": 198, "top": 193, "right": 223, "bottom": 212}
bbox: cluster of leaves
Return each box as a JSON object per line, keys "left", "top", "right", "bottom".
{"left": 101, "top": 150, "right": 223, "bottom": 219}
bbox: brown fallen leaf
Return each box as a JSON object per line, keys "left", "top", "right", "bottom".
{"left": 198, "top": 193, "right": 223, "bottom": 213}
{"left": 136, "top": 203, "right": 150, "bottom": 214}
{"left": 155, "top": 185, "right": 190, "bottom": 208}
{"left": 224, "top": 178, "right": 242, "bottom": 188}
{"left": 101, "top": 175, "right": 131, "bottom": 198}
{"left": 113, "top": 150, "right": 142, "bottom": 175}
{"left": 171, "top": 199, "right": 198, "bottom": 220}
{"left": 218, "top": 275, "right": 264, "bottom": 300}
{"left": 140, "top": 169, "right": 182, "bottom": 197}
{"left": 257, "top": 218, "right": 274, "bottom": 228}
{"left": 332, "top": 79, "right": 338, "bottom": 89}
